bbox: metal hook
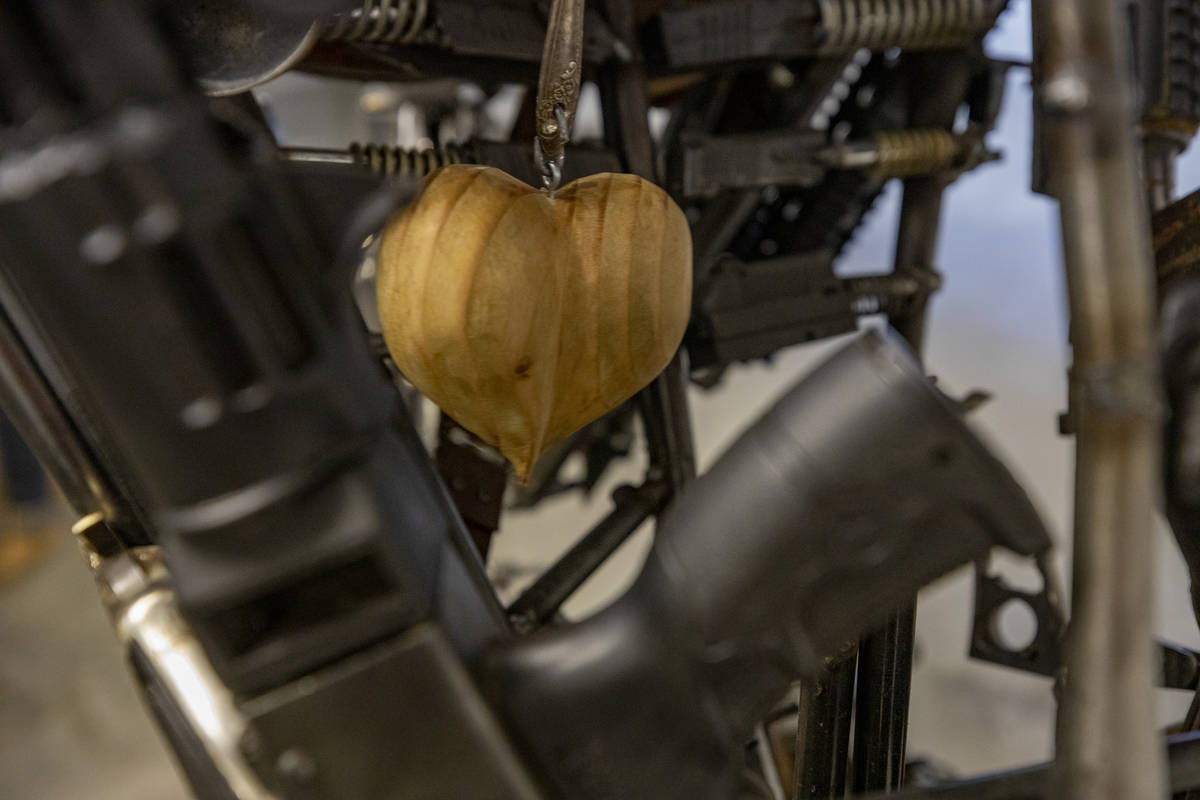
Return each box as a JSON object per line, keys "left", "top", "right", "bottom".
{"left": 536, "top": 105, "right": 570, "bottom": 194}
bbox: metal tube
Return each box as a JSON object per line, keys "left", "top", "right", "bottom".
{"left": 638, "top": 354, "right": 697, "bottom": 493}
{"left": 506, "top": 481, "right": 669, "bottom": 630}
{"left": 853, "top": 607, "right": 917, "bottom": 793}
{"left": 601, "top": 0, "right": 697, "bottom": 496}
{"left": 794, "top": 655, "right": 857, "bottom": 799}
{"left": 1033, "top": 2, "right": 1166, "bottom": 798}
{"left": 0, "top": 301, "right": 123, "bottom": 526}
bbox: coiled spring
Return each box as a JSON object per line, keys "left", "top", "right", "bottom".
{"left": 349, "top": 142, "right": 472, "bottom": 177}
{"left": 816, "top": 0, "right": 998, "bottom": 54}
{"left": 872, "top": 129, "right": 958, "bottom": 178}
{"left": 325, "top": 0, "right": 432, "bottom": 43}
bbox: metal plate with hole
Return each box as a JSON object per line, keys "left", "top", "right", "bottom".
{"left": 969, "top": 569, "right": 1063, "bottom": 677}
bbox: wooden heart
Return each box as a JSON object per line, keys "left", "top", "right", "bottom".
{"left": 377, "top": 164, "right": 692, "bottom": 479}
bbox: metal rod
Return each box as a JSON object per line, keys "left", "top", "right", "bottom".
{"left": 1032, "top": 2, "right": 1166, "bottom": 798}
{"left": 638, "top": 354, "right": 697, "bottom": 493}
{"left": 887, "top": 51, "right": 971, "bottom": 349}
{"left": 794, "top": 654, "right": 857, "bottom": 799}
{"left": 601, "top": 0, "right": 697, "bottom": 496}
{"left": 506, "top": 481, "right": 669, "bottom": 630}
{"left": 0, "top": 300, "right": 124, "bottom": 527}
{"left": 853, "top": 607, "right": 917, "bottom": 793}
{"left": 281, "top": 147, "right": 358, "bottom": 167}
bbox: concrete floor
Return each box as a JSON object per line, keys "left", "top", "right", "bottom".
{"left": 4, "top": 2, "right": 1200, "bottom": 797}
{"left": 0, "top": 535, "right": 186, "bottom": 800}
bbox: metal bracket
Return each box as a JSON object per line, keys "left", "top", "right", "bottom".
{"left": 969, "top": 559, "right": 1065, "bottom": 677}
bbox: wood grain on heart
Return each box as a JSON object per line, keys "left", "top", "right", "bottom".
{"left": 377, "top": 164, "right": 692, "bottom": 478}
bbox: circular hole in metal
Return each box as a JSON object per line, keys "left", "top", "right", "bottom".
{"left": 990, "top": 598, "right": 1038, "bottom": 653}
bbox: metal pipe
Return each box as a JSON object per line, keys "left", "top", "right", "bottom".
{"left": 1033, "top": 2, "right": 1166, "bottom": 798}
{"left": 506, "top": 481, "right": 669, "bottom": 630}
{"left": 601, "top": 0, "right": 697, "bottom": 496}
{"left": 638, "top": 354, "right": 697, "bottom": 493}
{"left": 0, "top": 299, "right": 125, "bottom": 527}
{"left": 853, "top": 607, "right": 917, "bottom": 793}
{"left": 794, "top": 655, "right": 857, "bottom": 799}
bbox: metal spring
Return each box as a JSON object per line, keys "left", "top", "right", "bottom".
{"left": 816, "top": 0, "right": 997, "bottom": 54}
{"left": 349, "top": 142, "right": 471, "bottom": 177}
{"left": 325, "top": 0, "right": 432, "bottom": 43}
{"left": 871, "top": 129, "right": 958, "bottom": 178}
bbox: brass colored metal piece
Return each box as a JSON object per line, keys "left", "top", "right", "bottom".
{"left": 871, "top": 130, "right": 959, "bottom": 179}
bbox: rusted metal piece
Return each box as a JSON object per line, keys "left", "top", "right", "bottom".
{"left": 1033, "top": 2, "right": 1166, "bottom": 799}
{"left": 435, "top": 414, "right": 508, "bottom": 559}
{"left": 1155, "top": 188, "right": 1200, "bottom": 285}
{"left": 535, "top": 0, "right": 586, "bottom": 182}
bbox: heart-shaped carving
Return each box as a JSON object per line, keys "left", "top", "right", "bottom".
{"left": 377, "top": 164, "right": 692, "bottom": 479}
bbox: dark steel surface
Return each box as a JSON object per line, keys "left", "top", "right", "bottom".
{"left": 241, "top": 624, "right": 543, "bottom": 800}
{"left": 435, "top": 414, "right": 508, "bottom": 559}
{"left": 969, "top": 563, "right": 1066, "bottom": 678}
{"left": 0, "top": 302, "right": 132, "bottom": 534}
{"left": 173, "top": 0, "right": 321, "bottom": 95}
{"left": 637, "top": 354, "right": 697, "bottom": 493}
{"left": 690, "top": 251, "right": 856, "bottom": 370}
{"left": 507, "top": 481, "right": 670, "bottom": 631}
{"left": 794, "top": 655, "right": 857, "bottom": 800}
{"left": 654, "top": 0, "right": 998, "bottom": 69}
{"left": 485, "top": 331, "right": 1052, "bottom": 800}
{"left": 853, "top": 607, "right": 917, "bottom": 793}
{"left": 0, "top": 0, "right": 507, "bottom": 699}
{"left": 601, "top": 0, "right": 697, "bottom": 496}
{"left": 679, "top": 130, "right": 828, "bottom": 199}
